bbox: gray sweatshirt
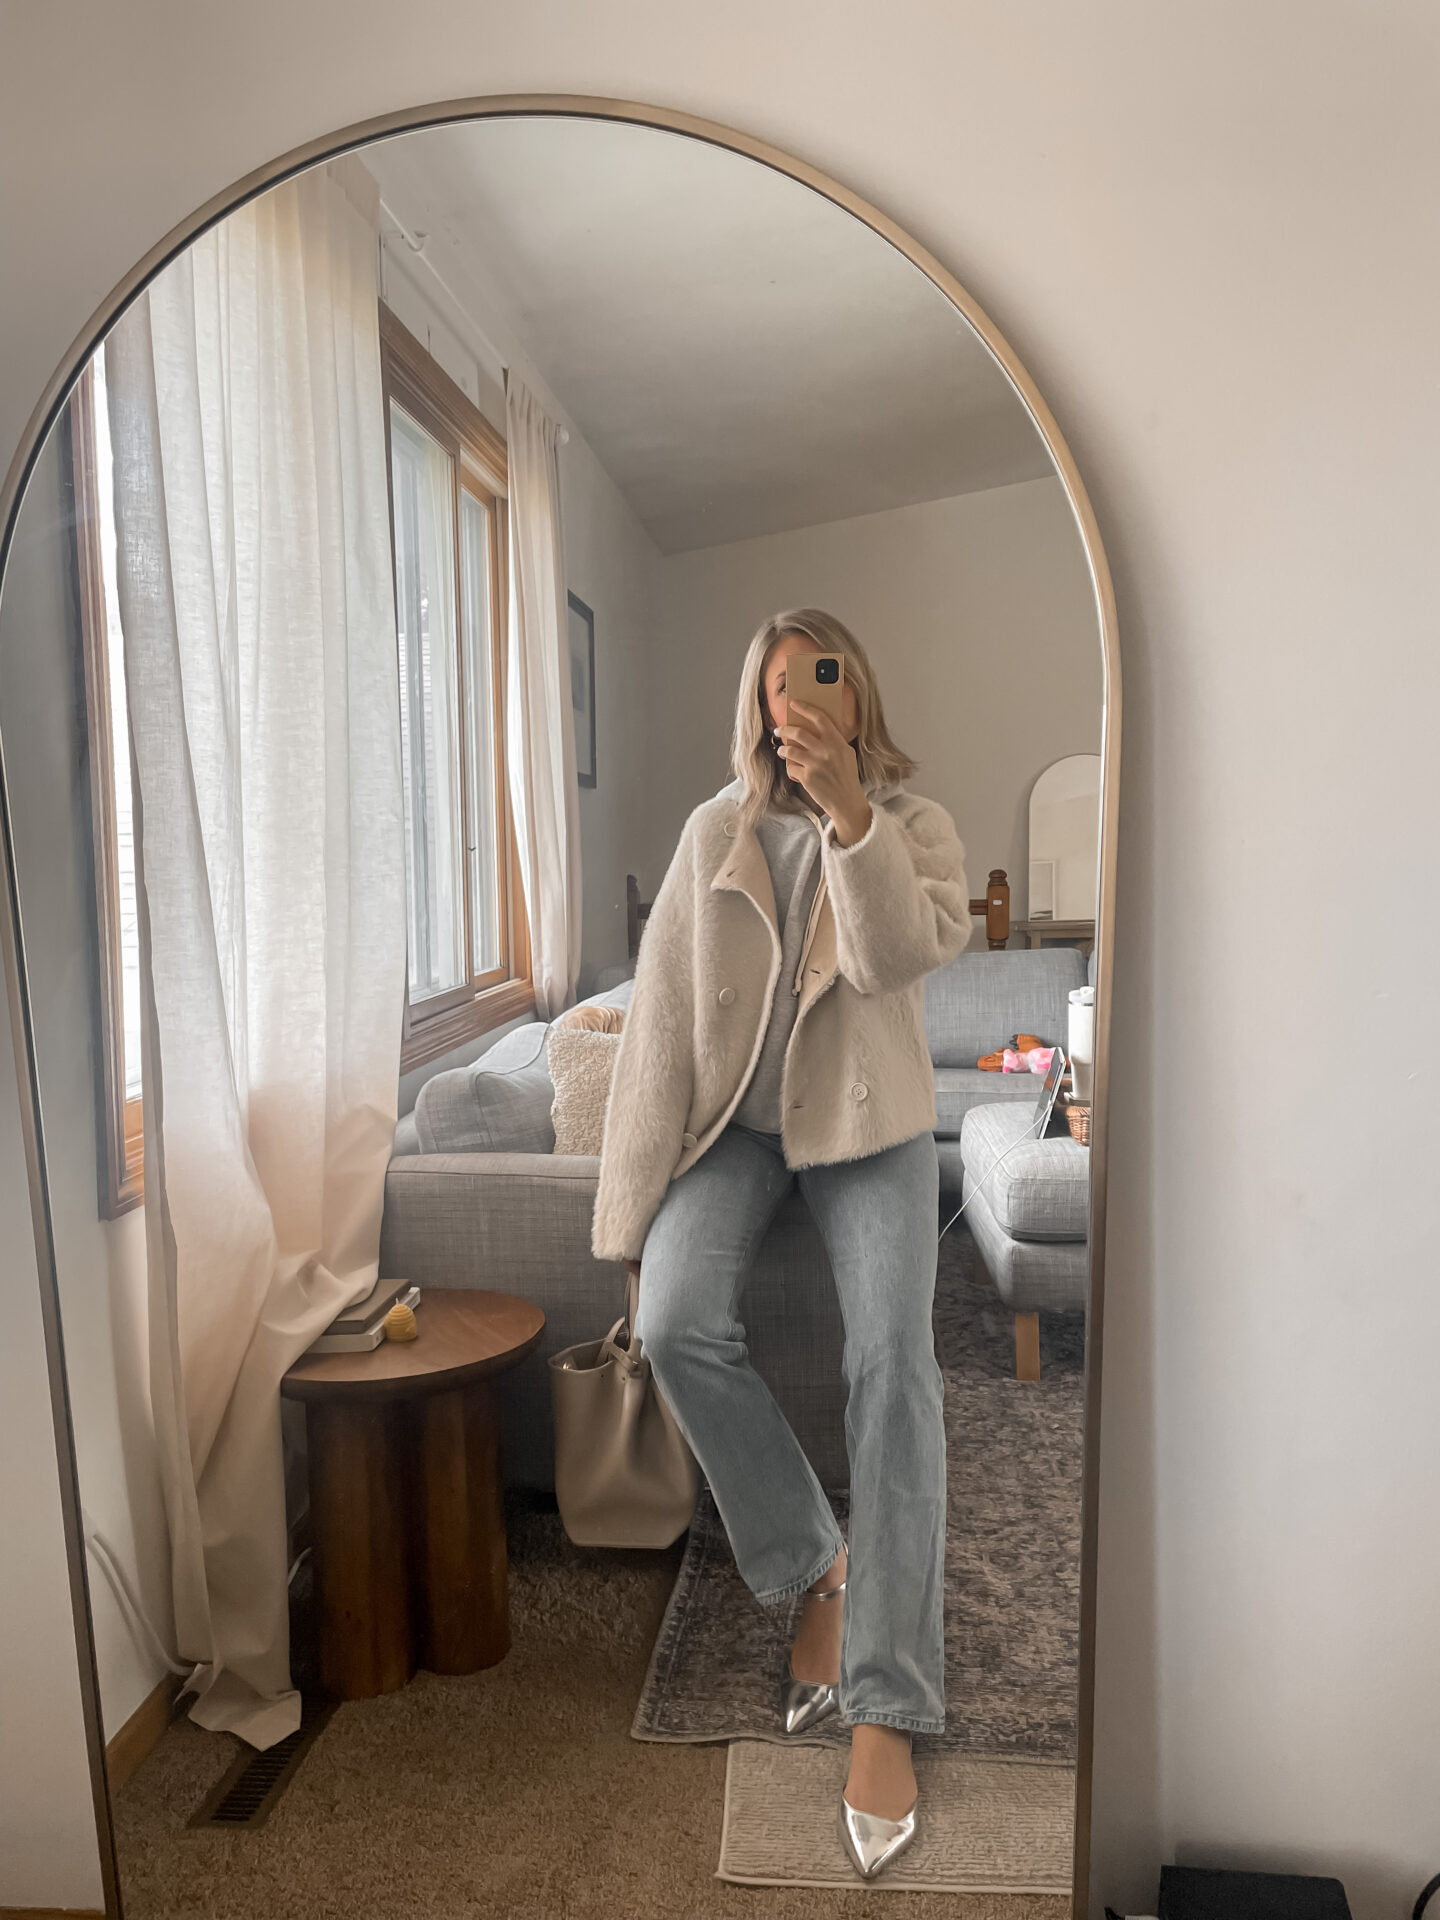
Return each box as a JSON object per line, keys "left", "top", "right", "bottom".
{"left": 731, "top": 805, "right": 824, "bottom": 1135}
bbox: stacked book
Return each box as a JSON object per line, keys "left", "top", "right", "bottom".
{"left": 308, "top": 1278, "right": 420, "bottom": 1355}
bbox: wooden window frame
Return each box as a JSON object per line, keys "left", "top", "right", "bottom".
{"left": 380, "top": 306, "right": 533, "bottom": 1072}
{"left": 67, "top": 359, "right": 143, "bottom": 1217}
{"left": 63, "top": 315, "right": 529, "bottom": 1203}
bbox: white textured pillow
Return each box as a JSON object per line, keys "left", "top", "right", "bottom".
{"left": 547, "top": 1028, "right": 622, "bottom": 1156}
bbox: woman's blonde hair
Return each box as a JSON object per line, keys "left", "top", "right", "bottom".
{"left": 730, "top": 608, "right": 916, "bottom": 828}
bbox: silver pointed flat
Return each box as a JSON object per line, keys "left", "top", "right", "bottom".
{"left": 779, "top": 1578, "right": 845, "bottom": 1736}
{"left": 780, "top": 1668, "right": 840, "bottom": 1736}
{"left": 838, "top": 1792, "right": 918, "bottom": 1879}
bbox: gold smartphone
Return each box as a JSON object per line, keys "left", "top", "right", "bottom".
{"left": 783, "top": 651, "right": 846, "bottom": 725}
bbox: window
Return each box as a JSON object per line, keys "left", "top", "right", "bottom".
{"left": 380, "top": 307, "right": 531, "bottom": 1069}
{"left": 68, "top": 353, "right": 144, "bottom": 1215}
{"left": 65, "top": 315, "right": 527, "bottom": 1210}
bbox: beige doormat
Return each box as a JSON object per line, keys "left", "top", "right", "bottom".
{"left": 718, "top": 1741, "right": 1075, "bottom": 1893}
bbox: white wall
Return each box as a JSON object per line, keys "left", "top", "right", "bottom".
{"left": 560, "top": 428, "right": 662, "bottom": 993}
{"left": 0, "top": 973, "right": 106, "bottom": 1913}
{"left": 0, "top": 442, "right": 111, "bottom": 1908}
{"left": 648, "top": 477, "right": 1102, "bottom": 933}
{"left": 0, "top": 434, "right": 175, "bottom": 1747}
{"left": 3, "top": 6, "right": 1438, "bottom": 1916}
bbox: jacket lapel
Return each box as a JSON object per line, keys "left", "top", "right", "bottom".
{"left": 795, "top": 883, "right": 838, "bottom": 1013}
{"left": 710, "top": 817, "right": 778, "bottom": 939}
{"left": 795, "top": 806, "right": 884, "bottom": 1013}
{"left": 706, "top": 779, "right": 902, "bottom": 1021}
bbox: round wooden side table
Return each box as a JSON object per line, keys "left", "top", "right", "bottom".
{"left": 282, "top": 1288, "right": 544, "bottom": 1702}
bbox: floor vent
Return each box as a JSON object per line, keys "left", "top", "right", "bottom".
{"left": 189, "top": 1698, "right": 336, "bottom": 1830}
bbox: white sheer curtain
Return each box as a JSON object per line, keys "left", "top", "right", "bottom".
{"left": 105, "top": 157, "right": 406, "bottom": 1747}
{"left": 505, "top": 375, "right": 582, "bottom": 1016}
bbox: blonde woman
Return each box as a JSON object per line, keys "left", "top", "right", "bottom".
{"left": 592, "top": 609, "right": 970, "bottom": 1879}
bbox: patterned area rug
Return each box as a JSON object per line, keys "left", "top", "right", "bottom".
{"left": 632, "top": 1225, "right": 1085, "bottom": 1761}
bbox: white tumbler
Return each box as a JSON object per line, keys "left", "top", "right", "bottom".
{"left": 1068, "top": 986, "right": 1095, "bottom": 1104}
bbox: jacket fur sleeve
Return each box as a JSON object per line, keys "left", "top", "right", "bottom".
{"left": 822, "top": 795, "right": 972, "bottom": 995}
{"left": 590, "top": 820, "right": 699, "bottom": 1262}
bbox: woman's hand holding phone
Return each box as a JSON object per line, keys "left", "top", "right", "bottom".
{"left": 777, "top": 701, "right": 873, "bottom": 846}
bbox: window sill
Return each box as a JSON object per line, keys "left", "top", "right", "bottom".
{"left": 399, "top": 977, "right": 536, "bottom": 1075}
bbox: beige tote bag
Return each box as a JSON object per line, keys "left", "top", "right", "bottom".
{"left": 548, "top": 1273, "right": 700, "bottom": 1547}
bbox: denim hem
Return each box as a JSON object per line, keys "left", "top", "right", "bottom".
{"left": 844, "top": 1711, "right": 946, "bottom": 1734}
{"left": 752, "top": 1539, "right": 847, "bottom": 1608}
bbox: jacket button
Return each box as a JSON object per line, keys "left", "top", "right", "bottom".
{"left": 681, "top": 1132, "right": 698, "bottom": 1150}
{"left": 718, "top": 987, "right": 736, "bottom": 1005}
{"left": 850, "top": 1082, "right": 869, "bottom": 1100}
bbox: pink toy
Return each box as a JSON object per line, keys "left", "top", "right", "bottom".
{"left": 1003, "top": 1046, "right": 1055, "bottom": 1075}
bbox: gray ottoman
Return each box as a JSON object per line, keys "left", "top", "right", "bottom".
{"left": 958, "top": 1103, "right": 1090, "bottom": 1380}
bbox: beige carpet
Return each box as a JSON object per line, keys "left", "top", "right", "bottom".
{"left": 720, "top": 1744, "right": 1075, "bottom": 1892}
{"left": 113, "top": 1497, "right": 1071, "bottom": 1920}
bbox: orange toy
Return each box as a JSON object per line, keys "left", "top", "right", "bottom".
{"left": 978, "top": 1033, "right": 1043, "bottom": 1072}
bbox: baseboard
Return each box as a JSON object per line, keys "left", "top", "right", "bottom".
{"left": 0, "top": 1909, "right": 107, "bottom": 1918}
{"left": 104, "top": 1673, "right": 184, "bottom": 1791}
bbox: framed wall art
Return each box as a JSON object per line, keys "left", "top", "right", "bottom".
{"left": 567, "top": 590, "right": 596, "bottom": 788}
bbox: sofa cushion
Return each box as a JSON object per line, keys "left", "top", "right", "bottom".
{"left": 408, "top": 979, "right": 636, "bottom": 1157}
{"left": 548, "top": 1028, "right": 622, "bottom": 1154}
{"left": 962, "top": 1175, "right": 1089, "bottom": 1313}
{"left": 959, "top": 1102, "right": 1089, "bottom": 1241}
{"left": 414, "top": 1025, "right": 555, "bottom": 1154}
{"left": 924, "top": 947, "right": 1087, "bottom": 1068}
{"left": 933, "top": 1066, "right": 1042, "bottom": 1139}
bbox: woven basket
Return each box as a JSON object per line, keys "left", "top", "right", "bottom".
{"left": 1065, "top": 1103, "right": 1092, "bottom": 1146}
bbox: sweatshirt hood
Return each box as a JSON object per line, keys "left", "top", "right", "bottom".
{"left": 714, "top": 775, "right": 906, "bottom": 806}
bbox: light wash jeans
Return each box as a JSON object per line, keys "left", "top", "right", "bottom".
{"left": 635, "top": 1123, "right": 946, "bottom": 1733}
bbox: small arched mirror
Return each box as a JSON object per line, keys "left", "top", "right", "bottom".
{"left": 1028, "top": 752, "right": 1103, "bottom": 928}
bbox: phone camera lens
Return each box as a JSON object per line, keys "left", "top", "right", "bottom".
{"left": 816, "top": 658, "right": 839, "bottom": 684}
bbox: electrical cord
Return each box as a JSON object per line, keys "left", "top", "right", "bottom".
{"left": 86, "top": 1514, "right": 309, "bottom": 1675}
{"left": 938, "top": 1127, "right": 1044, "bottom": 1241}
{"left": 938, "top": 1058, "right": 1069, "bottom": 1243}
{"left": 82, "top": 1509, "right": 190, "bottom": 1679}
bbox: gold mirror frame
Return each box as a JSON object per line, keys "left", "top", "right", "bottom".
{"left": 0, "top": 94, "right": 1119, "bottom": 1919}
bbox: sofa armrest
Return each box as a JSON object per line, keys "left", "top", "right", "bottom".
{"left": 379, "top": 1152, "right": 622, "bottom": 1298}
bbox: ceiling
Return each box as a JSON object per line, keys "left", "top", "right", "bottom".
{"left": 367, "top": 117, "right": 1053, "bottom": 554}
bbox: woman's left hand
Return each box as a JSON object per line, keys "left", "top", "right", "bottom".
{"left": 776, "top": 701, "right": 873, "bottom": 846}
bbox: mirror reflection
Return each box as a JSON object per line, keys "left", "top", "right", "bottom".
{"left": 1, "top": 111, "right": 1106, "bottom": 1911}
{"left": 1027, "top": 753, "right": 1102, "bottom": 932}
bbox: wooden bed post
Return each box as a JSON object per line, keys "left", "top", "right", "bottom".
{"left": 968, "top": 869, "right": 1010, "bottom": 949}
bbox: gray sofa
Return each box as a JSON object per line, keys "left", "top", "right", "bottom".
{"left": 382, "top": 945, "right": 1087, "bottom": 1493}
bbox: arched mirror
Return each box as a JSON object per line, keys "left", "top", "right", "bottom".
{"left": 0, "top": 100, "right": 1117, "bottom": 1916}
{"left": 1028, "top": 752, "right": 1103, "bottom": 929}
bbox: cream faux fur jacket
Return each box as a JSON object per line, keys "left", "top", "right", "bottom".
{"left": 591, "top": 779, "right": 971, "bottom": 1262}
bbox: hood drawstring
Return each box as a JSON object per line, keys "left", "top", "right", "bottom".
{"left": 793, "top": 819, "right": 829, "bottom": 995}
